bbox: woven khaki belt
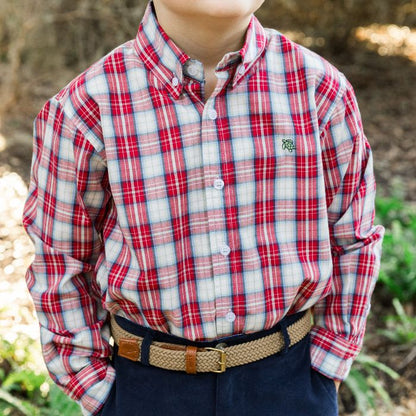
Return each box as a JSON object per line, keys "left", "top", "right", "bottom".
{"left": 111, "top": 310, "right": 312, "bottom": 374}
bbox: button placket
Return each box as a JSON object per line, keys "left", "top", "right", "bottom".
{"left": 200, "top": 103, "right": 233, "bottom": 333}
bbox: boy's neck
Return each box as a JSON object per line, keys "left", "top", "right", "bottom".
{"left": 154, "top": 9, "right": 251, "bottom": 69}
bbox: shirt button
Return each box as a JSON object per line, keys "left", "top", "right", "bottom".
{"left": 219, "top": 244, "right": 231, "bottom": 256}
{"left": 187, "top": 64, "right": 198, "bottom": 77}
{"left": 172, "top": 77, "right": 179, "bottom": 87}
{"left": 213, "top": 178, "right": 224, "bottom": 189}
{"left": 208, "top": 109, "right": 218, "bottom": 120}
{"left": 238, "top": 65, "right": 245, "bottom": 75}
{"left": 225, "top": 311, "right": 236, "bottom": 322}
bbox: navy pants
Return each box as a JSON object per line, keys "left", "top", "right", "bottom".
{"left": 98, "top": 311, "right": 338, "bottom": 415}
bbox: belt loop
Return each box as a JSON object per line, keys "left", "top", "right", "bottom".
{"left": 280, "top": 321, "right": 291, "bottom": 355}
{"left": 140, "top": 331, "right": 153, "bottom": 366}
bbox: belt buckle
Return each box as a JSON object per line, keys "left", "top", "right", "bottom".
{"left": 206, "top": 344, "right": 227, "bottom": 373}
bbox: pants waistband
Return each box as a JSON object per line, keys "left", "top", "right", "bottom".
{"left": 113, "top": 310, "right": 307, "bottom": 348}
{"left": 111, "top": 310, "right": 311, "bottom": 374}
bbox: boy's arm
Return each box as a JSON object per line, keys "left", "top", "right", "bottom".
{"left": 310, "top": 81, "right": 384, "bottom": 382}
{"left": 23, "top": 97, "right": 114, "bottom": 415}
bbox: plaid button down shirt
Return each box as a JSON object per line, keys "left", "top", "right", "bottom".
{"left": 24, "top": 3, "right": 384, "bottom": 414}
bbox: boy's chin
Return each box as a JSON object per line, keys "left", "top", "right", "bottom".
{"left": 156, "top": 0, "right": 264, "bottom": 21}
{"left": 199, "top": 0, "right": 265, "bottom": 18}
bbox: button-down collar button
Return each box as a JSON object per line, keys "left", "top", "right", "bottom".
{"left": 172, "top": 77, "right": 179, "bottom": 87}
{"left": 225, "top": 311, "right": 236, "bottom": 322}
{"left": 208, "top": 109, "right": 218, "bottom": 120}
{"left": 220, "top": 244, "right": 231, "bottom": 256}
{"left": 213, "top": 178, "right": 224, "bottom": 190}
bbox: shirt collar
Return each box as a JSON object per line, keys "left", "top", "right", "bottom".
{"left": 134, "top": 2, "right": 268, "bottom": 98}
{"left": 232, "top": 14, "right": 268, "bottom": 87}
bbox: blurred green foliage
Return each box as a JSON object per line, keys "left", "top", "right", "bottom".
{"left": 379, "top": 298, "right": 416, "bottom": 345}
{"left": 0, "top": 335, "right": 81, "bottom": 415}
{"left": 344, "top": 352, "right": 400, "bottom": 415}
{"left": 376, "top": 194, "right": 416, "bottom": 304}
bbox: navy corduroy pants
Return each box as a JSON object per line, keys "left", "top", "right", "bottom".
{"left": 98, "top": 311, "right": 338, "bottom": 416}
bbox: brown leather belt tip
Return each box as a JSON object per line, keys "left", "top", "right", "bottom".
{"left": 110, "top": 310, "right": 312, "bottom": 374}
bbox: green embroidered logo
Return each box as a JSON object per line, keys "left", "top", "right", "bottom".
{"left": 282, "top": 138, "right": 296, "bottom": 152}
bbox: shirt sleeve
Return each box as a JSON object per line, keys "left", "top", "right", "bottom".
{"left": 23, "top": 97, "right": 115, "bottom": 415}
{"left": 310, "top": 80, "right": 385, "bottom": 381}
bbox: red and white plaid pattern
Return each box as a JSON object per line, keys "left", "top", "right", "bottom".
{"left": 23, "top": 3, "right": 384, "bottom": 414}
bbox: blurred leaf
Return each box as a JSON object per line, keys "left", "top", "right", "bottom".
{"left": 2, "top": 369, "right": 47, "bottom": 399}
{"left": 0, "top": 387, "right": 39, "bottom": 416}
{"left": 355, "top": 354, "right": 400, "bottom": 380}
{"left": 43, "top": 383, "right": 82, "bottom": 416}
{"left": 344, "top": 368, "right": 374, "bottom": 414}
{"left": 379, "top": 298, "right": 416, "bottom": 345}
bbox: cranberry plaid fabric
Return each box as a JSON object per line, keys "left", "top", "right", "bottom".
{"left": 23, "top": 3, "right": 384, "bottom": 414}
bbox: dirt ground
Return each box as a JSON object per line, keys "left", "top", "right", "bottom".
{"left": 0, "top": 27, "right": 415, "bottom": 415}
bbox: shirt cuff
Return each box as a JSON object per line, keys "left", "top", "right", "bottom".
{"left": 309, "top": 325, "right": 361, "bottom": 381}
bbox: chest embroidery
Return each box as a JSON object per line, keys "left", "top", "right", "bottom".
{"left": 282, "top": 138, "right": 296, "bottom": 152}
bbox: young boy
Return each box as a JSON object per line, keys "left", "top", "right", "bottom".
{"left": 23, "top": 1, "right": 384, "bottom": 415}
